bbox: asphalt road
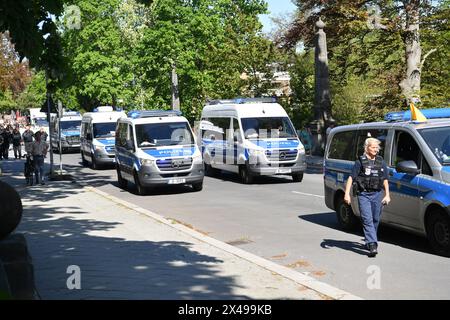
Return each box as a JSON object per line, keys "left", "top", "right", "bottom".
{"left": 57, "top": 152, "right": 450, "bottom": 300}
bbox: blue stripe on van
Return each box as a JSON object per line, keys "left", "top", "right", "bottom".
{"left": 249, "top": 139, "right": 299, "bottom": 149}
{"left": 143, "top": 147, "right": 196, "bottom": 158}
{"left": 97, "top": 138, "right": 115, "bottom": 145}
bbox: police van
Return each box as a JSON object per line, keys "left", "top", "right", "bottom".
{"left": 80, "top": 106, "right": 126, "bottom": 169}
{"left": 324, "top": 107, "right": 450, "bottom": 256}
{"left": 115, "top": 110, "right": 204, "bottom": 195}
{"left": 199, "top": 98, "right": 306, "bottom": 184}
{"left": 50, "top": 111, "right": 82, "bottom": 152}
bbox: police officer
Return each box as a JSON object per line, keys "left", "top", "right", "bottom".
{"left": 344, "top": 137, "right": 391, "bottom": 257}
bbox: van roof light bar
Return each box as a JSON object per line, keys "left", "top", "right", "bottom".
{"left": 385, "top": 108, "right": 450, "bottom": 122}
{"left": 127, "top": 110, "right": 182, "bottom": 119}
{"left": 207, "top": 97, "right": 277, "bottom": 105}
{"left": 93, "top": 106, "right": 114, "bottom": 112}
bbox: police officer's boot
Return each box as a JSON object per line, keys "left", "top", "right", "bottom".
{"left": 368, "top": 242, "right": 378, "bottom": 257}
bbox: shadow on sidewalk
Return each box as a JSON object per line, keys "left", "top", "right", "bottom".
{"left": 2, "top": 161, "right": 252, "bottom": 300}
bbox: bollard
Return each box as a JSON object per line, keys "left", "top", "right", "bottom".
{"left": 0, "top": 181, "right": 23, "bottom": 240}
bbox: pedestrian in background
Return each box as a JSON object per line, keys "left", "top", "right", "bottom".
{"left": 39, "top": 127, "right": 48, "bottom": 142}
{"left": 12, "top": 127, "right": 22, "bottom": 159}
{"left": 344, "top": 137, "right": 390, "bottom": 257}
{"left": 22, "top": 125, "right": 34, "bottom": 156}
{"left": 31, "top": 132, "right": 48, "bottom": 185}
{"left": 0, "top": 125, "right": 12, "bottom": 160}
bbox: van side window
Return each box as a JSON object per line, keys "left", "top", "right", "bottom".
{"left": 128, "top": 124, "right": 134, "bottom": 147}
{"left": 355, "top": 129, "right": 388, "bottom": 158}
{"left": 393, "top": 130, "right": 432, "bottom": 176}
{"left": 232, "top": 118, "right": 241, "bottom": 142}
{"left": 205, "top": 117, "right": 230, "bottom": 140}
{"left": 393, "top": 131, "right": 420, "bottom": 166}
{"left": 116, "top": 123, "right": 127, "bottom": 147}
{"left": 328, "top": 131, "right": 355, "bottom": 161}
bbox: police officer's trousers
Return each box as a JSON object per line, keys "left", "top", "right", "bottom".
{"left": 358, "top": 191, "right": 383, "bottom": 245}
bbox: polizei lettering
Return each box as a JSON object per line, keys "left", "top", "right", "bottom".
{"left": 178, "top": 304, "right": 212, "bottom": 318}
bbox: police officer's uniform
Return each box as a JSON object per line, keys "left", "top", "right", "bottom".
{"left": 351, "top": 154, "right": 389, "bottom": 252}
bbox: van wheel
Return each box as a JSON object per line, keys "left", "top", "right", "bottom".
{"left": 81, "top": 152, "right": 88, "bottom": 166}
{"left": 205, "top": 163, "right": 219, "bottom": 177}
{"left": 134, "top": 171, "right": 147, "bottom": 196}
{"left": 117, "top": 166, "right": 127, "bottom": 189}
{"left": 336, "top": 196, "right": 359, "bottom": 231}
{"left": 292, "top": 172, "right": 304, "bottom": 182}
{"left": 91, "top": 153, "right": 98, "bottom": 170}
{"left": 239, "top": 165, "right": 253, "bottom": 184}
{"left": 192, "top": 182, "right": 203, "bottom": 192}
{"left": 426, "top": 211, "right": 450, "bottom": 257}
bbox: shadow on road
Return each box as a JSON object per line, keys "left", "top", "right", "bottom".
{"left": 320, "top": 239, "right": 368, "bottom": 256}
{"left": 299, "top": 212, "right": 434, "bottom": 256}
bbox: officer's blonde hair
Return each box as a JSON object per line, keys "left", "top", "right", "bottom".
{"left": 364, "top": 137, "right": 381, "bottom": 151}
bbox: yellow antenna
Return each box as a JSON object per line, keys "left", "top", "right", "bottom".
{"left": 410, "top": 102, "right": 427, "bottom": 122}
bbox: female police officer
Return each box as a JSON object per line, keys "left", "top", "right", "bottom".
{"left": 344, "top": 137, "right": 391, "bottom": 257}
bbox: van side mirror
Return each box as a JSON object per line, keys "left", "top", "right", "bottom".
{"left": 396, "top": 160, "right": 421, "bottom": 175}
{"left": 86, "top": 133, "right": 92, "bottom": 141}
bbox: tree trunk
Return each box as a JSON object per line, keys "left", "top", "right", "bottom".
{"left": 400, "top": 0, "right": 421, "bottom": 103}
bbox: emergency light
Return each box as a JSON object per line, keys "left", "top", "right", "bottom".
{"left": 385, "top": 107, "right": 450, "bottom": 122}
{"left": 127, "top": 110, "right": 182, "bottom": 119}
{"left": 207, "top": 97, "right": 277, "bottom": 105}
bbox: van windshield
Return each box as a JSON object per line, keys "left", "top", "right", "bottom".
{"left": 241, "top": 117, "right": 297, "bottom": 139}
{"left": 418, "top": 126, "right": 450, "bottom": 165}
{"left": 93, "top": 122, "right": 116, "bottom": 138}
{"left": 135, "top": 122, "right": 194, "bottom": 147}
{"left": 60, "top": 121, "right": 81, "bottom": 131}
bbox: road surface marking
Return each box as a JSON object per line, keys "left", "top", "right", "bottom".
{"left": 292, "top": 191, "right": 324, "bottom": 198}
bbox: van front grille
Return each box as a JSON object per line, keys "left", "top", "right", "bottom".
{"left": 265, "top": 149, "right": 297, "bottom": 162}
{"left": 66, "top": 136, "right": 80, "bottom": 145}
{"left": 156, "top": 157, "right": 192, "bottom": 171}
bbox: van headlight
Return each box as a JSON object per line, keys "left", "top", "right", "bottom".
{"left": 249, "top": 149, "right": 265, "bottom": 157}
{"left": 140, "top": 158, "right": 155, "bottom": 166}
{"left": 95, "top": 145, "right": 105, "bottom": 152}
{"left": 193, "top": 154, "right": 203, "bottom": 164}
{"left": 298, "top": 145, "right": 305, "bottom": 154}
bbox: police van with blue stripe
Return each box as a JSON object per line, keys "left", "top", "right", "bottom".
{"left": 80, "top": 106, "right": 126, "bottom": 169}
{"left": 198, "top": 98, "right": 306, "bottom": 184}
{"left": 324, "top": 106, "right": 450, "bottom": 256}
{"left": 115, "top": 110, "right": 204, "bottom": 195}
{"left": 50, "top": 111, "right": 82, "bottom": 152}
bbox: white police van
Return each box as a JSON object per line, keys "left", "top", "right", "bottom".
{"left": 50, "top": 111, "right": 82, "bottom": 152}
{"left": 199, "top": 98, "right": 306, "bottom": 184}
{"left": 115, "top": 110, "right": 204, "bottom": 195}
{"left": 80, "top": 106, "right": 126, "bottom": 169}
{"left": 324, "top": 107, "right": 450, "bottom": 256}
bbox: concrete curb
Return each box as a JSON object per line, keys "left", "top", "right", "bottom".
{"left": 81, "top": 183, "right": 362, "bottom": 300}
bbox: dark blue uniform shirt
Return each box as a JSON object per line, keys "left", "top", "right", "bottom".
{"left": 351, "top": 156, "right": 389, "bottom": 181}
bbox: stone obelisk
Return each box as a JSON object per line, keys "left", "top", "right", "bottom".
{"left": 310, "top": 18, "right": 333, "bottom": 156}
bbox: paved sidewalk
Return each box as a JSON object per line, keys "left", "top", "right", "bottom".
{"left": 0, "top": 156, "right": 359, "bottom": 300}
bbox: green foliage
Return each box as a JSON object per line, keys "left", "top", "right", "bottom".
{"left": 16, "top": 71, "right": 47, "bottom": 111}
{"left": 285, "top": 0, "right": 448, "bottom": 125}
{"left": 137, "top": 0, "right": 270, "bottom": 121}
{"left": 287, "top": 50, "right": 315, "bottom": 129}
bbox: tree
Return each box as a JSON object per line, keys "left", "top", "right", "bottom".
{"left": 58, "top": 0, "right": 147, "bottom": 110}
{"left": 137, "top": 0, "right": 269, "bottom": 120}
{"left": 280, "top": 0, "right": 447, "bottom": 123}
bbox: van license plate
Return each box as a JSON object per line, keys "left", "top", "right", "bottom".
{"left": 276, "top": 168, "right": 291, "bottom": 174}
{"left": 168, "top": 178, "right": 186, "bottom": 184}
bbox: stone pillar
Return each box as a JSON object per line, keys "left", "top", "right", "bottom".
{"left": 310, "top": 18, "right": 333, "bottom": 156}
